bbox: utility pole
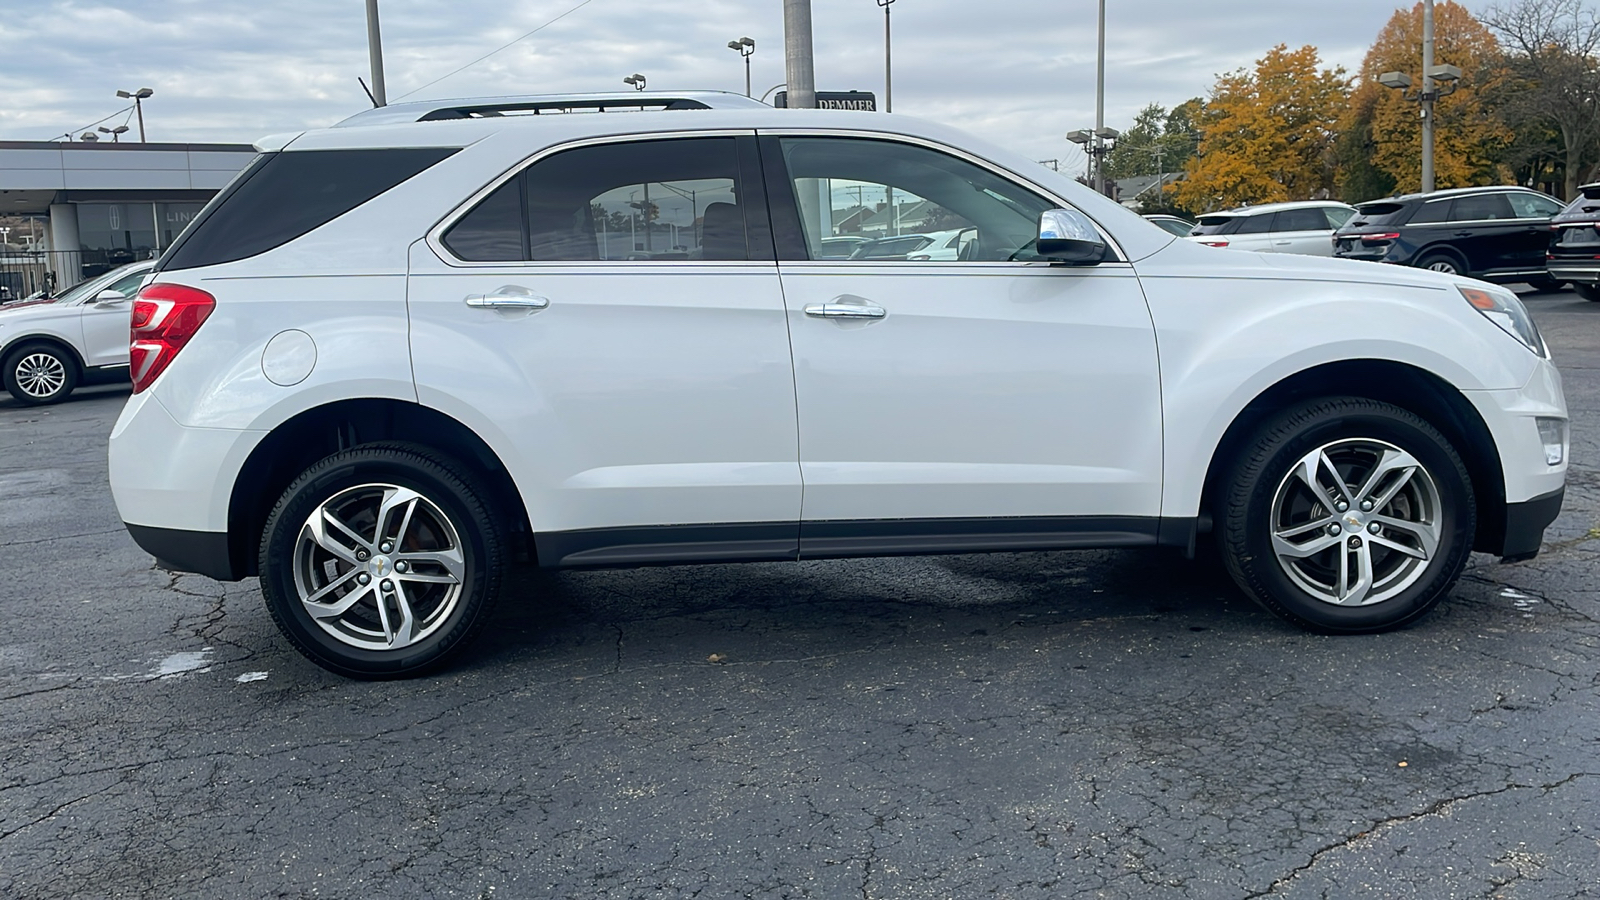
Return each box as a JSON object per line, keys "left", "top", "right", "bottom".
{"left": 877, "top": 0, "right": 896, "bottom": 112}
{"left": 783, "top": 0, "right": 816, "bottom": 108}
{"left": 1421, "top": 0, "right": 1435, "bottom": 193}
{"left": 1094, "top": 0, "right": 1107, "bottom": 195}
{"left": 365, "top": 0, "right": 388, "bottom": 107}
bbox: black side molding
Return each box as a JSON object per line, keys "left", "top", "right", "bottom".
{"left": 1498, "top": 486, "right": 1564, "bottom": 562}
{"left": 125, "top": 524, "right": 241, "bottom": 582}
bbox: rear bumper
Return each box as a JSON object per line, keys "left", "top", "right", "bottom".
{"left": 1545, "top": 261, "right": 1600, "bottom": 285}
{"left": 1498, "top": 487, "right": 1564, "bottom": 562}
{"left": 125, "top": 524, "right": 240, "bottom": 581}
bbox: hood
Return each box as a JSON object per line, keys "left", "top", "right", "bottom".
{"left": 1142, "top": 239, "right": 1467, "bottom": 292}
{"left": 0, "top": 298, "right": 60, "bottom": 313}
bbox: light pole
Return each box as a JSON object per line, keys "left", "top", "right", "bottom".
{"left": 782, "top": 0, "right": 816, "bottom": 108}
{"left": 1377, "top": 0, "right": 1461, "bottom": 194}
{"left": 364, "top": 0, "right": 387, "bottom": 106}
{"left": 876, "top": 0, "right": 896, "bottom": 112}
{"left": 115, "top": 87, "right": 153, "bottom": 141}
{"left": 623, "top": 73, "right": 647, "bottom": 91}
{"left": 98, "top": 125, "right": 130, "bottom": 143}
{"left": 1094, "top": 0, "right": 1107, "bottom": 193}
{"left": 728, "top": 37, "right": 756, "bottom": 97}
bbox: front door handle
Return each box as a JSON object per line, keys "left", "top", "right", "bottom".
{"left": 804, "top": 303, "right": 887, "bottom": 319}
{"left": 465, "top": 285, "right": 550, "bottom": 310}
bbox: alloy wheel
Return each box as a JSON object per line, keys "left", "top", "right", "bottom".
{"left": 1268, "top": 438, "right": 1442, "bottom": 607}
{"left": 292, "top": 482, "right": 467, "bottom": 650}
{"left": 14, "top": 352, "right": 67, "bottom": 400}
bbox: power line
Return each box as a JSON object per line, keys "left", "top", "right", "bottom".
{"left": 393, "top": 0, "right": 600, "bottom": 101}
{"left": 47, "top": 105, "right": 135, "bottom": 142}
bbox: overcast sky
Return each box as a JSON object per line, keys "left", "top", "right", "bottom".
{"left": 1, "top": 0, "right": 1472, "bottom": 176}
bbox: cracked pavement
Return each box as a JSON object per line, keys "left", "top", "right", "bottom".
{"left": 1, "top": 289, "right": 1597, "bottom": 899}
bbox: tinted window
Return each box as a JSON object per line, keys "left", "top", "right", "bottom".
{"left": 1450, "top": 193, "right": 1514, "bottom": 222}
{"left": 442, "top": 178, "right": 525, "bottom": 261}
{"left": 443, "top": 137, "right": 754, "bottom": 262}
{"left": 1507, "top": 192, "right": 1562, "bottom": 219}
{"left": 776, "top": 137, "right": 1057, "bottom": 261}
{"left": 162, "top": 148, "right": 456, "bottom": 271}
{"left": 1324, "top": 207, "right": 1355, "bottom": 228}
{"left": 1408, "top": 199, "right": 1452, "bottom": 224}
{"left": 1275, "top": 208, "right": 1331, "bottom": 232}
{"left": 1234, "top": 213, "right": 1274, "bottom": 234}
{"left": 1350, "top": 203, "right": 1407, "bottom": 228}
{"left": 1191, "top": 216, "right": 1241, "bottom": 236}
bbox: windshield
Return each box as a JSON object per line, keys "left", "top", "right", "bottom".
{"left": 57, "top": 264, "right": 147, "bottom": 305}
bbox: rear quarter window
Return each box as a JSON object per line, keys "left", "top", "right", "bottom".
{"left": 160, "top": 148, "right": 457, "bottom": 271}
{"left": 1192, "top": 216, "right": 1240, "bottom": 236}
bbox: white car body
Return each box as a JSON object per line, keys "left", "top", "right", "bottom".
{"left": 104, "top": 94, "right": 1566, "bottom": 662}
{"left": 1186, "top": 200, "right": 1356, "bottom": 257}
{"left": 0, "top": 261, "right": 153, "bottom": 386}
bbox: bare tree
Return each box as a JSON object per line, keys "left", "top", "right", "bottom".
{"left": 1485, "top": 0, "right": 1600, "bottom": 198}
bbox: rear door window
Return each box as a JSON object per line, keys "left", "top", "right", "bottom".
{"left": 1323, "top": 207, "right": 1355, "bottom": 228}
{"left": 1233, "top": 213, "right": 1274, "bottom": 234}
{"left": 1273, "top": 208, "right": 1330, "bottom": 232}
{"left": 160, "top": 148, "right": 457, "bottom": 271}
{"left": 1450, "top": 193, "right": 1515, "bottom": 222}
{"left": 442, "top": 136, "right": 766, "bottom": 262}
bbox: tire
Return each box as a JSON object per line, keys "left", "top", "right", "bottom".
{"left": 1576, "top": 283, "right": 1600, "bottom": 302}
{"left": 259, "top": 443, "right": 507, "bottom": 678}
{"left": 3, "top": 342, "right": 79, "bottom": 405}
{"left": 1220, "top": 398, "right": 1475, "bottom": 634}
{"left": 1416, "top": 252, "right": 1466, "bottom": 277}
{"left": 1526, "top": 276, "right": 1564, "bottom": 293}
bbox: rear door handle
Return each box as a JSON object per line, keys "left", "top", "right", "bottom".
{"left": 804, "top": 303, "right": 887, "bottom": 319}
{"left": 465, "top": 285, "right": 550, "bottom": 310}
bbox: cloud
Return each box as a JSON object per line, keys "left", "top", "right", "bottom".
{"left": 1, "top": 0, "right": 1424, "bottom": 171}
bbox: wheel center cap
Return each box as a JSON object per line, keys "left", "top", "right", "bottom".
{"left": 369, "top": 555, "right": 391, "bottom": 576}
{"left": 1344, "top": 514, "right": 1365, "bottom": 533}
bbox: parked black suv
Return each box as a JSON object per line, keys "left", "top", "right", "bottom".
{"left": 1546, "top": 183, "right": 1600, "bottom": 302}
{"left": 1333, "top": 186, "right": 1566, "bottom": 288}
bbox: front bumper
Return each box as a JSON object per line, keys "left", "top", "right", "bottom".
{"left": 1499, "top": 487, "right": 1564, "bottom": 561}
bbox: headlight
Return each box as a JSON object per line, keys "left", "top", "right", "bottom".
{"left": 1458, "top": 285, "right": 1547, "bottom": 357}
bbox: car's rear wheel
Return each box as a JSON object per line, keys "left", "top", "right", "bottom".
{"left": 1575, "top": 284, "right": 1600, "bottom": 302}
{"left": 3, "top": 342, "right": 79, "bottom": 405}
{"left": 1221, "top": 398, "right": 1474, "bottom": 633}
{"left": 1526, "top": 276, "right": 1564, "bottom": 293}
{"left": 1417, "top": 252, "right": 1466, "bottom": 277}
{"left": 259, "top": 443, "right": 506, "bottom": 678}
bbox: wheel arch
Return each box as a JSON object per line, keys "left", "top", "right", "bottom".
{"left": 1, "top": 333, "right": 87, "bottom": 379}
{"left": 226, "top": 398, "right": 531, "bottom": 578}
{"left": 1197, "top": 359, "right": 1506, "bottom": 554}
{"left": 1412, "top": 243, "right": 1470, "bottom": 275}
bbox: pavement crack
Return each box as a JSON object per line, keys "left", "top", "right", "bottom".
{"left": 1243, "top": 774, "right": 1600, "bottom": 898}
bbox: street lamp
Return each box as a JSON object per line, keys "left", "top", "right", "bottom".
{"left": 623, "top": 74, "right": 647, "bottom": 91}
{"left": 1376, "top": 0, "right": 1462, "bottom": 193}
{"left": 79, "top": 132, "right": 99, "bottom": 142}
{"left": 1067, "top": 128, "right": 1119, "bottom": 197}
{"left": 115, "top": 87, "right": 153, "bottom": 141}
{"left": 98, "top": 124, "right": 130, "bottom": 143}
{"left": 727, "top": 37, "right": 755, "bottom": 98}
{"left": 876, "top": 0, "right": 896, "bottom": 112}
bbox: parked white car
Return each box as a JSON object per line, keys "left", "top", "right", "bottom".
{"left": 1187, "top": 201, "right": 1356, "bottom": 257}
{"left": 107, "top": 92, "right": 1567, "bottom": 678}
{"left": 0, "top": 260, "right": 153, "bottom": 404}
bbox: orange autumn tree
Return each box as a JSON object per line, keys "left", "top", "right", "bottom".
{"left": 1175, "top": 45, "right": 1350, "bottom": 211}
{"left": 1339, "top": 2, "right": 1511, "bottom": 200}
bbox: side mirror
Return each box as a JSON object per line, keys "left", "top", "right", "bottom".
{"left": 93, "top": 289, "right": 128, "bottom": 307}
{"left": 1037, "top": 209, "right": 1107, "bottom": 265}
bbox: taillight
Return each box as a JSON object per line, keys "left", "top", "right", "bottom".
{"left": 130, "top": 282, "right": 214, "bottom": 394}
{"left": 1361, "top": 233, "right": 1401, "bottom": 241}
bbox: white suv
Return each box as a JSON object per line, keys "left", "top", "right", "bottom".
{"left": 108, "top": 92, "right": 1569, "bottom": 678}
{"left": 1187, "top": 200, "right": 1357, "bottom": 257}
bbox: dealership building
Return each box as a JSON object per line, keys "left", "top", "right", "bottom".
{"left": 0, "top": 139, "right": 254, "bottom": 298}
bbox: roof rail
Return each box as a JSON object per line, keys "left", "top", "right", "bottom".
{"left": 334, "top": 91, "right": 768, "bottom": 128}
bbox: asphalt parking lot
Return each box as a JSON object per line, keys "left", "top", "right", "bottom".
{"left": 1, "top": 289, "right": 1597, "bottom": 899}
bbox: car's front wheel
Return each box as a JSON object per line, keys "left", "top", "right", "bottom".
{"left": 259, "top": 444, "right": 507, "bottom": 678}
{"left": 1221, "top": 398, "right": 1474, "bottom": 633}
{"left": 3, "top": 342, "right": 79, "bottom": 405}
